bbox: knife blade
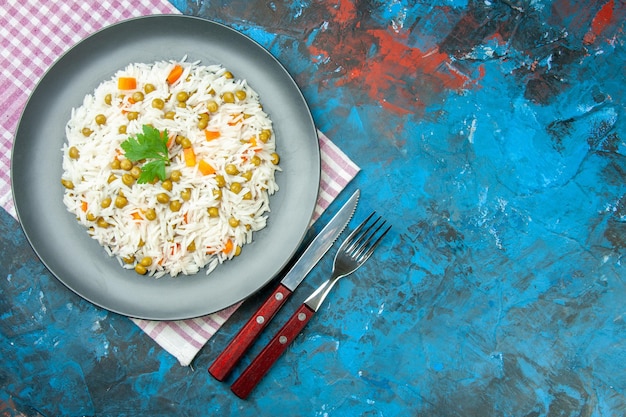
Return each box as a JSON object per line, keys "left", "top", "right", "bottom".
{"left": 208, "top": 189, "right": 360, "bottom": 381}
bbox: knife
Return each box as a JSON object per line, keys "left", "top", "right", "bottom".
{"left": 208, "top": 189, "right": 360, "bottom": 381}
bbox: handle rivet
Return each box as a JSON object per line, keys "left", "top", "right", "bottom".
{"left": 275, "top": 292, "right": 284, "bottom": 301}
{"left": 279, "top": 336, "right": 288, "bottom": 344}
{"left": 256, "top": 316, "right": 265, "bottom": 324}
{"left": 298, "top": 313, "right": 307, "bottom": 321}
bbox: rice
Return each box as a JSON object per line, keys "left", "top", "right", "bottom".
{"left": 61, "top": 58, "right": 280, "bottom": 278}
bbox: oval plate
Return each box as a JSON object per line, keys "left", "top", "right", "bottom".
{"left": 11, "top": 15, "right": 320, "bottom": 320}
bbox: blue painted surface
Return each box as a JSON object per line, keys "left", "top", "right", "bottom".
{"left": 2, "top": 1, "right": 625, "bottom": 415}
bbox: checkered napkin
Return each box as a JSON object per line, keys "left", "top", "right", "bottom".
{"left": 0, "top": 0, "right": 360, "bottom": 366}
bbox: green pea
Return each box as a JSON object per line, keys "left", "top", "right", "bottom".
{"left": 157, "top": 193, "right": 170, "bottom": 204}
{"left": 169, "top": 200, "right": 182, "bottom": 212}
{"left": 68, "top": 146, "right": 79, "bottom": 159}
{"left": 152, "top": 98, "right": 165, "bottom": 109}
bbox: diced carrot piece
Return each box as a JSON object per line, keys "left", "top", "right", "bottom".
{"left": 118, "top": 77, "right": 137, "bottom": 90}
{"left": 167, "top": 64, "right": 184, "bottom": 84}
{"left": 222, "top": 239, "right": 234, "bottom": 255}
{"left": 166, "top": 134, "right": 175, "bottom": 148}
{"left": 81, "top": 201, "right": 88, "bottom": 212}
{"left": 204, "top": 130, "right": 220, "bottom": 141}
{"left": 131, "top": 212, "right": 142, "bottom": 220}
{"left": 198, "top": 159, "right": 215, "bottom": 176}
{"left": 183, "top": 147, "right": 196, "bottom": 167}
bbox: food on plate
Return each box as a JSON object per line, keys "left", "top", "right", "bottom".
{"left": 61, "top": 59, "right": 280, "bottom": 277}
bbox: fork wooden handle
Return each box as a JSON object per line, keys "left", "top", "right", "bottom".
{"left": 231, "top": 303, "right": 315, "bottom": 399}
{"left": 209, "top": 284, "right": 293, "bottom": 381}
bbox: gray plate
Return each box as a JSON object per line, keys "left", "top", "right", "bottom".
{"left": 11, "top": 15, "right": 320, "bottom": 320}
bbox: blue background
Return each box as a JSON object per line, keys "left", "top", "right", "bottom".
{"left": 2, "top": 1, "right": 625, "bottom": 415}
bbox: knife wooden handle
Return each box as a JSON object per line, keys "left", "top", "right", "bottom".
{"left": 208, "top": 283, "right": 293, "bottom": 381}
{"left": 231, "top": 303, "right": 315, "bottom": 399}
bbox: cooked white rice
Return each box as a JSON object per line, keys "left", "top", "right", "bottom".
{"left": 61, "top": 58, "right": 280, "bottom": 278}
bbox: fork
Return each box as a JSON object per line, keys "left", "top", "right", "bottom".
{"left": 230, "top": 212, "right": 391, "bottom": 399}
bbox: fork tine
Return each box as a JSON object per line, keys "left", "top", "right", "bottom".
{"left": 354, "top": 217, "right": 388, "bottom": 260}
{"left": 352, "top": 216, "right": 383, "bottom": 257}
{"left": 343, "top": 211, "right": 391, "bottom": 263}
{"left": 358, "top": 223, "right": 391, "bottom": 262}
{"left": 342, "top": 211, "right": 376, "bottom": 252}
{"left": 350, "top": 217, "right": 382, "bottom": 254}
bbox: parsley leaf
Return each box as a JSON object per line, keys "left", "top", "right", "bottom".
{"left": 120, "top": 125, "right": 170, "bottom": 184}
{"left": 140, "top": 160, "right": 168, "bottom": 184}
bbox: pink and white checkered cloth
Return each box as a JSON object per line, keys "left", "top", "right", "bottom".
{"left": 0, "top": 0, "right": 359, "bottom": 365}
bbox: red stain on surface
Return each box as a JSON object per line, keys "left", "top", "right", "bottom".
{"left": 584, "top": 0, "right": 615, "bottom": 44}
{"left": 592, "top": 0, "right": 615, "bottom": 33}
{"left": 308, "top": 44, "right": 330, "bottom": 64}
{"left": 478, "top": 64, "right": 486, "bottom": 79}
{"left": 310, "top": 25, "right": 476, "bottom": 114}
{"left": 331, "top": 0, "right": 358, "bottom": 23}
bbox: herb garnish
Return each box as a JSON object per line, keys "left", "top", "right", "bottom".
{"left": 120, "top": 125, "right": 170, "bottom": 184}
